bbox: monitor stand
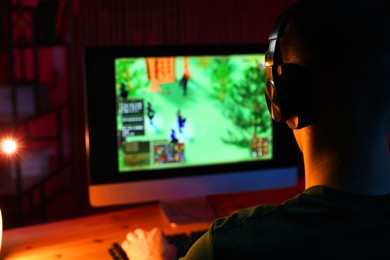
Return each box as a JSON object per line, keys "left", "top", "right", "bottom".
{"left": 159, "top": 196, "right": 222, "bottom": 225}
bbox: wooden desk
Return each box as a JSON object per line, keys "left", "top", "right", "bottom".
{"left": 1, "top": 203, "right": 211, "bottom": 260}
{"left": 0, "top": 182, "right": 304, "bottom": 259}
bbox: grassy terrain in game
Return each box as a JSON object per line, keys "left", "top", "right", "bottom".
{"left": 115, "top": 54, "right": 272, "bottom": 173}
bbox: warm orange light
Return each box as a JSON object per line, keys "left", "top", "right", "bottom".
{"left": 1, "top": 139, "right": 17, "bottom": 154}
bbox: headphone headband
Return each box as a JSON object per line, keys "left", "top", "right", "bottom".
{"left": 264, "top": 0, "right": 311, "bottom": 129}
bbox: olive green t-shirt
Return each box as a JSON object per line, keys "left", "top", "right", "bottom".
{"left": 182, "top": 186, "right": 390, "bottom": 259}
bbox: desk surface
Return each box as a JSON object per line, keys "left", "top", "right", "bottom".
{"left": 2, "top": 203, "right": 211, "bottom": 260}
{"left": 1, "top": 183, "right": 304, "bottom": 259}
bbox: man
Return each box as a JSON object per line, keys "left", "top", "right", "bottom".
{"left": 122, "top": 0, "right": 390, "bottom": 258}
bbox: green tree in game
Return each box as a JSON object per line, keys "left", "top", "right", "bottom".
{"left": 209, "top": 58, "right": 235, "bottom": 102}
{"left": 115, "top": 60, "right": 149, "bottom": 98}
{"left": 221, "top": 63, "right": 271, "bottom": 148}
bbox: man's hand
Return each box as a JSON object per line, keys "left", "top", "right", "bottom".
{"left": 121, "top": 227, "right": 178, "bottom": 260}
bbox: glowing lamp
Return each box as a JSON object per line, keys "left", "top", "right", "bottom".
{"left": 1, "top": 139, "right": 17, "bottom": 154}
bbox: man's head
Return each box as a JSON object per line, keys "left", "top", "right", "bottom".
{"left": 268, "top": 0, "right": 390, "bottom": 153}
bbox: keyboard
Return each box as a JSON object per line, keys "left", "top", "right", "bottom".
{"left": 109, "top": 229, "right": 208, "bottom": 260}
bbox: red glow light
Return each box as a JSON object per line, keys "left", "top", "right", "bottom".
{"left": 1, "top": 139, "right": 17, "bottom": 154}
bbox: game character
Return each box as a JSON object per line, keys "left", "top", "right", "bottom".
{"left": 170, "top": 129, "right": 178, "bottom": 143}
{"left": 177, "top": 111, "right": 186, "bottom": 133}
{"left": 120, "top": 83, "right": 128, "bottom": 99}
{"left": 147, "top": 102, "right": 155, "bottom": 125}
{"left": 179, "top": 68, "right": 191, "bottom": 96}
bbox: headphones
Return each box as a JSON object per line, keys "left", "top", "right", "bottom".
{"left": 265, "top": 1, "right": 312, "bottom": 129}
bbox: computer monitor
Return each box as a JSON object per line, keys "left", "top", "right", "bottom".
{"left": 84, "top": 44, "right": 298, "bottom": 222}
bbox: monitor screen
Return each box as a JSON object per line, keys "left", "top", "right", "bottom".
{"left": 84, "top": 44, "right": 298, "bottom": 209}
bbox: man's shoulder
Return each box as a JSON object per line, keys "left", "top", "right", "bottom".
{"left": 212, "top": 203, "right": 280, "bottom": 229}
{"left": 185, "top": 186, "right": 390, "bottom": 259}
{"left": 212, "top": 189, "right": 310, "bottom": 230}
{"left": 205, "top": 197, "right": 305, "bottom": 258}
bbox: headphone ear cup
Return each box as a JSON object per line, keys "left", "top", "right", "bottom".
{"left": 265, "top": 75, "right": 291, "bottom": 123}
{"left": 265, "top": 63, "right": 310, "bottom": 129}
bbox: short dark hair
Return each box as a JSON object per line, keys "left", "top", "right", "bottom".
{"left": 280, "top": 0, "right": 390, "bottom": 118}
{"left": 281, "top": 0, "right": 390, "bottom": 67}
